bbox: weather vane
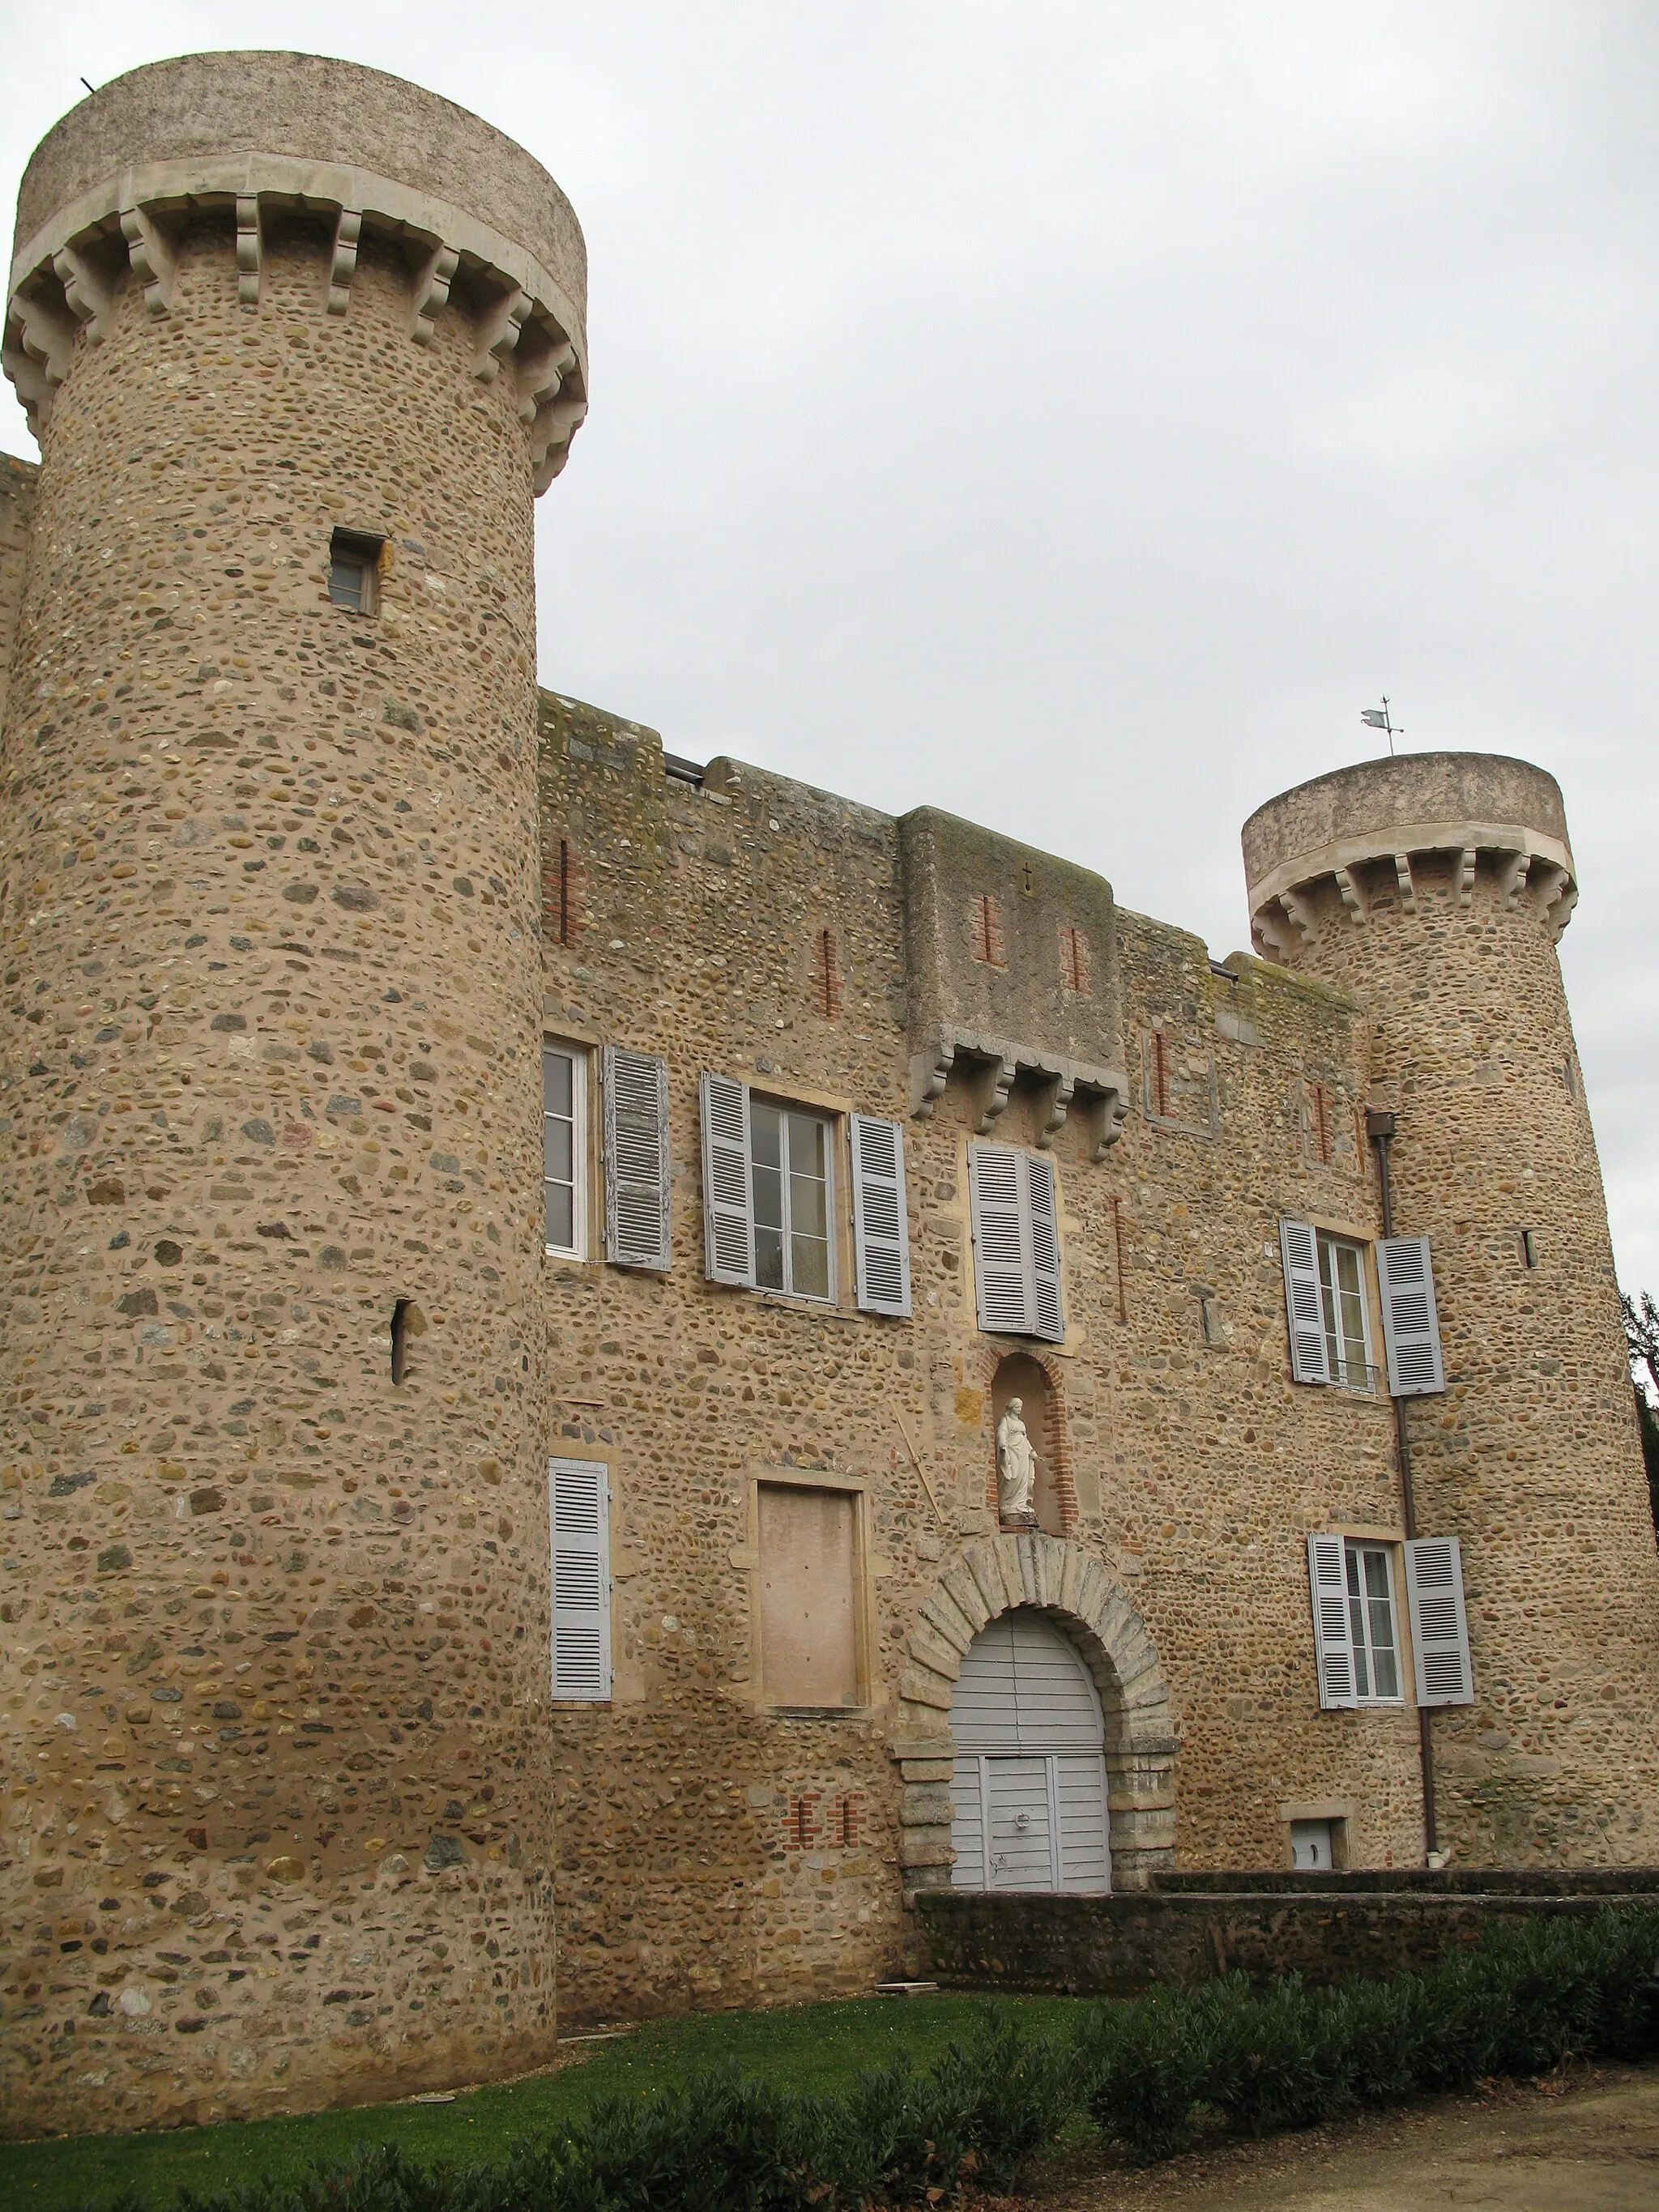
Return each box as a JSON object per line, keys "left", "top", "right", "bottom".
{"left": 1360, "top": 696, "right": 1401, "bottom": 757}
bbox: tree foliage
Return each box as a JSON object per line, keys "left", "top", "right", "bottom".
{"left": 1623, "top": 1290, "right": 1659, "bottom": 1539}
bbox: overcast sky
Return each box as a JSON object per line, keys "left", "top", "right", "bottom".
{"left": 5, "top": 3, "right": 1657, "bottom": 1302}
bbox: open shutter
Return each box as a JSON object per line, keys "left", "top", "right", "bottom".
{"left": 603, "top": 1046, "right": 671, "bottom": 1270}
{"left": 1377, "top": 1235, "right": 1446, "bottom": 1396}
{"left": 1280, "top": 1218, "right": 1331, "bottom": 1383}
{"left": 700, "top": 1072, "right": 754, "bottom": 1285}
{"left": 1307, "top": 1533, "right": 1358, "bottom": 1708}
{"left": 550, "top": 1458, "right": 611, "bottom": 1700}
{"left": 1405, "top": 1536, "right": 1474, "bottom": 1707}
{"left": 1026, "top": 1153, "right": 1065, "bottom": 1345}
{"left": 849, "top": 1113, "right": 911, "bottom": 1317}
{"left": 970, "top": 1143, "right": 1030, "bottom": 1335}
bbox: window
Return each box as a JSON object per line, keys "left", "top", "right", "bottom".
{"left": 543, "top": 1045, "right": 587, "bottom": 1257}
{"left": 752, "top": 1102, "right": 833, "bottom": 1300}
{"left": 1344, "top": 1542, "right": 1401, "bottom": 1701}
{"left": 757, "top": 1481, "right": 861, "bottom": 1708}
{"left": 1307, "top": 1533, "right": 1402, "bottom": 1707}
{"left": 601, "top": 1046, "right": 671, "bottom": 1271}
{"left": 967, "top": 1142, "right": 1064, "bottom": 1343}
{"left": 1316, "top": 1232, "right": 1373, "bottom": 1389}
{"left": 549, "top": 1458, "right": 611, "bottom": 1700}
{"left": 328, "top": 529, "right": 382, "bottom": 614}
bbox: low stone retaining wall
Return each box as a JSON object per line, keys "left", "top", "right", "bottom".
{"left": 916, "top": 1871, "right": 1659, "bottom": 1995}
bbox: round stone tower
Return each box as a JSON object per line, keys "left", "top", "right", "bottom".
{"left": 1243, "top": 752, "right": 1659, "bottom": 1865}
{"left": 0, "top": 54, "right": 585, "bottom": 2132}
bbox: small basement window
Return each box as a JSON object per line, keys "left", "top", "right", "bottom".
{"left": 328, "top": 530, "right": 383, "bottom": 615}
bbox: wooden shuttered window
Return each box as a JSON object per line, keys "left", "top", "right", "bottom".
{"left": 1307, "top": 1533, "right": 1358, "bottom": 1708}
{"left": 700, "top": 1071, "right": 755, "bottom": 1285}
{"left": 1405, "top": 1536, "right": 1475, "bottom": 1706}
{"left": 549, "top": 1457, "right": 611, "bottom": 1701}
{"left": 602, "top": 1046, "right": 670, "bottom": 1271}
{"left": 1377, "top": 1235, "right": 1447, "bottom": 1396}
{"left": 968, "top": 1144, "right": 1065, "bottom": 1344}
{"left": 848, "top": 1113, "right": 911, "bottom": 1317}
{"left": 1280, "top": 1218, "right": 1332, "bottom": 1384}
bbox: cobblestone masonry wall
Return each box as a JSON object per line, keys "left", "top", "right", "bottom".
{"left": 1240, "top": 790, "right": 1659, "bottom": 1865}
{"left": 0, "top": 456, "right": 36, "bottom": 742}
{"left": 0, "top": 58, "right": 584, "bottom": 2133}
{"left": 533, "top": 697, "right": 1469, "bottom": 2029}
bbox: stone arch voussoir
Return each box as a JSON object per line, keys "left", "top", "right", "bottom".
{"left": 891, "top": 1533, "right": 1176, "bottom": 1894}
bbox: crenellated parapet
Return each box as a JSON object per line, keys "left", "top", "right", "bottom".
{"left": 4, "top": 52, "right": 587, "bottom": 488}
{"left": 1241, "top": 751, "right": 1577, "bottom": 967}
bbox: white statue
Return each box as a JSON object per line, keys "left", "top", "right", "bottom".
{"left": 996, "top": 1397, "right": 1038, "bottom": 1524}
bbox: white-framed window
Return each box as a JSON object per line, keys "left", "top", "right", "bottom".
{"left": 1283, "top": 1219, "right": 1447, "bottom": 1396}
{"left": 751, "top": 1100, "right": 834, "bottom": 1302}
{"left": 1307, "top": 1533, "right": 1404, "bottom": 1708}
{"left": 1343, "top": 1541, "right": 1401, "bottom": 1701}
{"left": 1316, "top": 1232, "right": 1374, "bottom": 1391}
{"left": 543, "top": 1044, "right": 588, "bottom": 1258}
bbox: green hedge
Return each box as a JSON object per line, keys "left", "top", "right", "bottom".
{"left": 82, "top": 1907, "right": 1659, "bottom": 2210}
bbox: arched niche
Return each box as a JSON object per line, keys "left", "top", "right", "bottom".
{"left": 990, "top": 1352, "right": 1064, "bottom": 1536}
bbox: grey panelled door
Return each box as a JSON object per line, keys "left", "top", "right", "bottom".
{"left": 948, "top": 1608, "right": 1110, "bottom": 1894}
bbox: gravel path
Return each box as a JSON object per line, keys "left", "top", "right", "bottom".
{"left": 1029, "top": 2060, "right": 1659, "bottom": 2210}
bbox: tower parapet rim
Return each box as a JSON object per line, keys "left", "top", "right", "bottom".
{"left": 3, "top": 52, "right": 587, "bottom": 488}
{"left": 1241, "top": 751, "right": 1577, "bottom": 966}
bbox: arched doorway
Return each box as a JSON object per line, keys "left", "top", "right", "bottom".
{"left": 949, "top": 1608, "right": 1110, "bottom": 1893}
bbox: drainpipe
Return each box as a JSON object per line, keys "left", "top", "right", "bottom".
{"left": 1365, "top": 1106, "right": 1439, "bottom": 1864}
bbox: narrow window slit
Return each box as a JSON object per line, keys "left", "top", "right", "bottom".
{"left": 390, "top": 1298, "right": 411, "bottom": 1384}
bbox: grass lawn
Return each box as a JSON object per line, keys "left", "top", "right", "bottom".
{"left": 0, "top": 1992, "right": 1088, "bottom": 2211}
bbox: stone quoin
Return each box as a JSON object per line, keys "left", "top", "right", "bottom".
{"left": 2, "top": 49, "right": 1656, "bottom": 2141}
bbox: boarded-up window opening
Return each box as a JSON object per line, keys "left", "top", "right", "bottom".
{"left": 758, "top": 1483, "right": 860, "bottom": 1708}
{"left": 1151, "top": 1031, "right": 1171, "bottom": 1119}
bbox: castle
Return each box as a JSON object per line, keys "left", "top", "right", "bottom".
{"left": 2, "top": 50, "right": 1655, "bottom": 2138}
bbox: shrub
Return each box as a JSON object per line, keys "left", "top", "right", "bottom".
{"left": 62, "top": 1906, "right": 1659, "bottom": 2208}
{"left": 1077, "top": 1905, "right": 1659, "bottom": 2166}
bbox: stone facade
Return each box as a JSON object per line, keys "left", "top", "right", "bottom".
{"left": 3, "top": 48, "right": 1657, "bottom": 2144}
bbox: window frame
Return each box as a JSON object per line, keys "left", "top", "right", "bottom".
{"left": 740, "top": 1466, "right": 875, "bottom": 1716}
{"left": 327, "top": 528, "right": 383, "bottom": 616}
{"left": 748, "top": 1095, "right": 837, "bottom": 1305}
{"left": 542, "top": 1042, "right": 590, "bottom": 1261}
{"left": 1315, "top": 1229, "right": 1376, "bottom": 1393}
{"left": 1343, "top": 1539, "right": 1404, "bottom": 1706}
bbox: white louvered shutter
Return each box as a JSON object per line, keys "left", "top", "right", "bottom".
{"left": 1377, "top": 1236, "right": 1446, "bottom": 1396}
{"left": 1307, "top": 1533, "right": 1358, "bottom": 1708}
{"left": 549, "top": 1458, "right": 610, "bottom": 1700}
{"left": 1026, "top": 1153, "right": 1065, "bottom": 1345}
{"left": 1280, "top": 1218, "right": 1331, "bottom": 1384}
{"left": 700, "top": 1072, "right": 754, "bottom": 1286}
{"left": 849, "top": 1113, "right": 911, "bottom": 1317}
{"left": 1405, "top": 1536, "right": 1474, "bottom": 1707}
{"left": 970, "top": 1144, "right": 1030, "bottom": 1335}
{"left": 603, "top": 1046, "right": 671, "bottom": 1270}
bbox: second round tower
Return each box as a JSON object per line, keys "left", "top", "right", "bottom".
{"left": 1244, "top": 752, "right": 1659, "bottom": 1865}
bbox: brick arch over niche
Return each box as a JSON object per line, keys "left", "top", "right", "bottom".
{"left": 983, "top": 1346, "right": 1073, "bottom": 1535}
{"left": 891, "top": 1533, "right": 1176, "bottom": 1892}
